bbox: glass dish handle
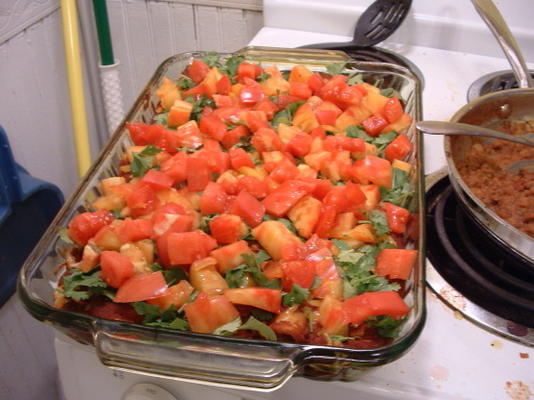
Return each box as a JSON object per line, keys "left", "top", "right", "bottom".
{"left": 94, "top": 324, "right": 301, "bottom": 391}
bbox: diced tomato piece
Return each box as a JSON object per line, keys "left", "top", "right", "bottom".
{"left": 147, "top": 280, "right": 194, "bottom": 310}
{"left": 199, "top": 114, "right": 227, "bottom": 141}
{"left": 319, "top": 296, "right": 348, "bottom": 334}
{"left": 68, "top": 210, "right": 113, "bottom": 246}
{"left": 116, "top": 218, "right": 153, "bottom": 243}
{"left": 239, "top": 85, "right": 265, "bottom": 105}
{"left": 224, "top": 288, "right": 282, "bottom": 314}
{"left": 100, "top": 251, "right": 135, "bottom": 288}
{"left": 127, "top": 183, "right": 159, "bottom": 218}
{"left": 184, "top": 293, "right": 240, "bottom": 334}
{"left": 281, "top": 260, "right": 317, "bottom": 291}
{"left": 351, "top": 155, "right": 393, "bottom": 188}
{"left": 140, "top": 169, "right": 174, "bottom": 191}
{"left": 384, "top": 202, "right": 410, "bottom": 234}
{"left": 288, "top": 65, "right": 313, "bottom": 83}
{"left": 126, "top": 122, "right": 164, "bottom": 146}
{"left": 185, "top": 60, "right": 210, "bottom": 84}
{"left": 183, "top": 83, "right": 209, "bottom": 97}
{"left": 384, "top": 133, "right": 412, "bottom": 162}
{"left": 230, "top": 190, "right": 265, "bottom": 227}
{"left": 262, "top": 179, "right": 315, "bottom": 218}
{"left": 151, "top": 207, "right": 193, "bottom": 237}
{"left": 285, "top": 132, "right": 312, "bottom": 157}
{"left": 253, "top": 98, "right": 278, "bottom": 120}
{"left": 221, "top": 125, "right": 248, "bottom": 149}
{"left": 313, "top": 109, "right": 337, "bottom": 126}
{"left": 210, "top": 240, "right": 253, "bottom": 273}
{"left": 338, "top": 85, "right": 364, "bottom": 108}
{"left": 238, "top": 176, "right": 268, "bottom": 199}
{"left": 269, "top": 160, "right": 299, "bottom": 184}
{"left": 242, "top": 110, "right": 270, "bottom": 132}
{"left": 216, "top": 75, "right": 232, "bottom": 95}
{"left": 362, "top": 114, "right": 388, "bottom": 136}
{"left": 272, "top": 94, "right": 303, "bottom": 111}
{"left": 114, "top": 271, "right": 168, "bottom": 303}
{"left": 314, "top": 204, "right": 337, "bottom": 238}
{"left": 307, "top": 73, "right": 324, "bottom": 93}
{"left": 229, "top": 148, "right": 254, "bottom": 170}
{"left": 322, "top": 183, "right": 366, "bottom": 213}
{"left": 309, "top": 178, "right": 333, "bottom": 200}
{"left": 376, "top": 249, "right": 418, "bottom": 280}
{"left": 318, "top": 75, "right": 347, "bottom": 109}
{"left": 237, "top": 62, "right": 262, "bottom": 81}
{"left": 213, "top": 94, "right": 234, "bottom": 108}
{"left": 167, "top": 100, "right": 193, "bottom": 128}
{"left": 186, "top": 157, "right": 211, "bottom": 192}
{"left": 383, "top": 97, "right": 404, "bottom": 123}
{"left": 251, "top": 128, "right": 284, "bottom": 152}
{"left": 343, "top": 291, "right": 410, "bottom": 324}
{"left": 200, "top": 182, "right": 228, "bottom": 215}
{"left": 166, "top": 230, "right": 217, "bottom": 265}
{"left": 289, "top": 81, "right": 312, "bottom": 99}
{"left": 160, "top": 152, "right": 188, "bottom": 185}
{"left": 209, "top": 214, "right": 248, "bottom": 245}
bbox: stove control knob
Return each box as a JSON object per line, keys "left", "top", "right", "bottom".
{"left": 122, "top": 383, "right": 180, "bottom": 400}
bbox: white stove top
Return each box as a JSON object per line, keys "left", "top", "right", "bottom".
{"left": 55, "top": 2, "right": 534, "bottom": 399}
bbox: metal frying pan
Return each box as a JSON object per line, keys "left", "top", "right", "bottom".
{"left": 444, "top": 0, "right": 534, "bottom": 262}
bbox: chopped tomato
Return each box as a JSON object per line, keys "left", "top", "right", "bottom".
{"left": 100, "top": 251, "right": 135, "bottom": 288}
{"left": 222, "top": 125, "right": 249, "bottom": 149}
{"left": 375, "top": 249, "right": 418, "bottom": 280}
{"left": 114, "top": 271, "right": 168, "bottom": 303}
{"left": 126, "top": 122, "right": 163, "bottom": 146}
{"left": 285, "top": 132, "right": 312, "bottom": 157}
{"left": 382, "top": 97, "right": 403, "bottom": 123}
{"left": 199, "top": 114, "right": 227, "bottom": 141}
{"left": 343, "top": 291, "right": 410, "bottom": 324}
{"left": 237, "top": 176, "right": 268, "bottom": 199}
{"left": 253, "top": 98, "right": 278, "bottom": 120}
{"left": 147, "top": 280, "right": 194, "bottom": 310}
{"left": 185, "top": 60, "right": 210, "bottom": 84}
{"left": 251, "top": 128, "right": 284, "bottom": 152}
{"left": 160, "top": 152, "right": 188, "bottom": 185}
{"left": 184, "top": 293, "right": 240, "bottom": 334}
{"left": 116, "top": 218, "right": 153, "bottom": 243}
{"left": 166, "top": 230, "right": 217, "bottom": 265}
{"left": 140, "top": 169, "right": 174, "bottom": 191}
{"left": 209, "top": 214, "right": 248, "bottom": 245}
{"left": 230, "top": 190, "right": 265, "bottom": 227}
{"left": 314, "top": 204, "right": 338, "bottom": 238}
{"left": 281, "top": 260, "right": 317, "bottom": 291}
{"left": 289, "top": 81, "right": 312, "bottom": 99}
{"left": 126, "top": 183, "right": 159, "bottom": 218}
{"left": 186, "top": 157, "right": 211, "bottom": 191}
{"left": 351, "top": 155, "right": 392, "bottom": 188}
{"left": 262, "top": 179, "right": 315, "bottom": 218}
{"left": 216, "top": 75, "right": 232, "bottom": 95}
{"left": 224, "top": 288, "right": 282, "bottom": 314}
{"left": 307, "top": 73, "right": 324, "bottom": 93}
{"left": 239, "top": 85, "right": 264, "bottom": 105}
{"left": 362, "top": 114, "right": 388, "bottom": 136}
{"left": 200, "top": 182, "right": 228, "bottom": 215}
{"left": 229, "top": 148, "right": 254, "bottom": 169}
{"left": 384, "top": 133, "right": 412, "bottom": 162}
{"left": 237, "top": 62, "right": 262, "bottom": 81}
{"left": 384, "top": 202, "right": 410, "bottom": 234}
{"left": 68, "top": 210, "right": 113, "bottom": 246}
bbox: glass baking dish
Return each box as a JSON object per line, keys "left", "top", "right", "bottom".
{"left": 18, "top": 46, "right": 425, "bottom": 391}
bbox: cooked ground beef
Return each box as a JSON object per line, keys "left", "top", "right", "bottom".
{"left": 456, "top": 120, "right": 534, "bottom": 237}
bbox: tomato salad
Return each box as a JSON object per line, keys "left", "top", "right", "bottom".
{"left": 55, "top": 53, "right": 418, "bottom": 349}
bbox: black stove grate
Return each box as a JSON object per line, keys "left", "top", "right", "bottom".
{"left": 426, "top": 176, "right": 534, "bottom": 327}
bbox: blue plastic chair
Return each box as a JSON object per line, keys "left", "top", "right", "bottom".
{"left": 0, "top": 126, "right": 64, "bottom": 307}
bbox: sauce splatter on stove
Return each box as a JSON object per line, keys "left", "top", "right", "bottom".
{"left": 491, "top": 340, "right": 503, "bottom": 349}
{"left": 439, "top": 286, "right": 466, "bottom": 311}
{"left": 505, "top": 381, "right": 532, "bottom": 400}
{"left": 430, "top": 365, "right": 449, "bottom": 382}
{"left": 519, "top": 353, "right": 529, "bottom": 359}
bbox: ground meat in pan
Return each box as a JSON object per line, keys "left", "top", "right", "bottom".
{"left": 456, "top": 120, "right": 534, "bottom": 237}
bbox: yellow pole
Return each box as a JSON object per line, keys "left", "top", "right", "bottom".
{"left": 60, "top": 0, "right": 92, "bottom": 178}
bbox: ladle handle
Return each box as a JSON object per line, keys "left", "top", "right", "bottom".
{"left": 471, "top": 0, "right": 533, "bottom": 89}
{"left": 416, "top": 121, "right": 534, "bottom": 147}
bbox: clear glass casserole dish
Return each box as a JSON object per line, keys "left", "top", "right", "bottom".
{"left": 18, "top": 46, "right": 425, "bottom": 391}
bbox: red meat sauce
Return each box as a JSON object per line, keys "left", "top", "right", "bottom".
{"left": 456, "top": 120, "right": 534, "bottom": 237}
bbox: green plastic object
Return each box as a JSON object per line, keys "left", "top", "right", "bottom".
{"left": 92, "top": 0, "right": 115, "bottom": 66}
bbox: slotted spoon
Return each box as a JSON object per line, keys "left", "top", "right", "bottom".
{"left": 303, "top": 0, "right": 412, "bottom": 49}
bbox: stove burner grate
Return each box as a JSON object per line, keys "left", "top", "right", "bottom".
{"left": 467, "top": 69, "right": 534, "bottom": 102}
{"left": 426, "top": 174, "right": 534, "bottom": 328}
